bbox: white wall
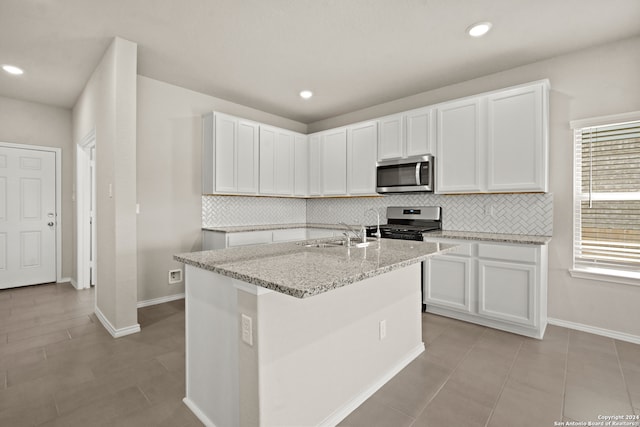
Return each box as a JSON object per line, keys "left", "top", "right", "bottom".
{"left": 136, "top": 76, "right": 306, "bottom": 303}
{"left": 309, "top": 36, "right": 640, "bottom": 339}
{"left": 0, "top": 96, "right": 73, "bottom": 280}
{"left": 72, "top": 37, "right": 139, "bottom": 333}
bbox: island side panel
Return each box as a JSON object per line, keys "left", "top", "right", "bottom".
{"left": 184, "top": 265, "right": 240, "bottom": 427}
{"left": 237, "top": 263, "right": 424, "bottom": 427}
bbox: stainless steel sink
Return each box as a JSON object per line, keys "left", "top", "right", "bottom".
{"left": 298, "top": 240, "right": 347, "bottom": 248}
{"left": 297, "top": 239, "right": 374, "bottom": 248}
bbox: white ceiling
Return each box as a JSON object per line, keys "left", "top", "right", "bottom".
{"left": 1, "top": 0, "right": 639, "bottom": 124}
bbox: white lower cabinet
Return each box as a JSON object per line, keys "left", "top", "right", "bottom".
{"left": 424, "top": 255, "right": 473, "bottom": 313}
{"left": 423, "top": 238, "right": 548, "bottom": 339}
{"left": 272, "top": 228, "right": 307, "bottom": 243}
{"left": 478, "top": 260, "right": 537, "bottom": 327}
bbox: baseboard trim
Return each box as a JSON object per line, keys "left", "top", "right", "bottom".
{"left": 137, "top": 293, "right": 185, "bottom": 308}
{"left": 95, "top": 306, "right": 141, "bottom": 338}
{"left": 68, "top": 278, "right": 79, "bottom": 289}
{"left": 58, "top": 277, "right": 72, "bottom": 285}
{"left": 183, "top": 397, "right": 218, "bottom": 427}
{"left": 548, "top": 317, "right": 640, "bottom": 345}
{"left": 318, "top": 342, "right": 426, "bottom": 427}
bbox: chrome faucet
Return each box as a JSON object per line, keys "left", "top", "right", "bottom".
{"left": 364, "top": 208, "right": 381, "bottom": 240}
{"left": 338, "top": 221, "right": 362, "bottom": 245}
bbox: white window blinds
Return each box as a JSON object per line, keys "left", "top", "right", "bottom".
{"left": 573, "top": 119, "right": 640, "bottom": 276}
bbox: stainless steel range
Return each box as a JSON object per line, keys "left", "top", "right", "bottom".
{"left": 366, "top": 206, "right": 442, "bottom": 241}
{"left": 366, "top": 206, "right": 442, "bottom": 312}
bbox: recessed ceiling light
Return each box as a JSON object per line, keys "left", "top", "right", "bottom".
{"left": 299, "top": 90, "right": 313, "bottom": 99}
{"left": 2, "top": 64, "right": 24, "bottom": 75}
{"left": 467, "top": 22, "right": 492, "bottom": 37}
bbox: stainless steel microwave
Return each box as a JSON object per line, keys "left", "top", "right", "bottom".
{"left": 376, "top": 155, "right": 434, "bottom": 193}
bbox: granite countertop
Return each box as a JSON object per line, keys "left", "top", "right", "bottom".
{"left": 424, "top": 230, "right": 551, "bottom": 245}
{"left": 175, "top": 238, "right": 456, "bottom": 299}
{"left": 202, "top": 223, "right": 551, "bottom": 245}
{"left": 202, "top": 223, "right": 346, "bottom": 233}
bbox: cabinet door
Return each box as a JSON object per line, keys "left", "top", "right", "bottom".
{"left": 377, "top": 114, "right": 404, "bottom": 161}
{"left": 424, "top": 255, "right": 473, "bottom": 313}
{"left": 487, "top": 84, "right": 547, "bottom": 192}
{"left": 214, "top": 113, "right": 237, "bottom": 193}
{"left": 308, "top": 134, "right": 322, "bottom": 196}
{"left": 272, "top": 228, "right": 307, "bottom": 242}
{"left": 202, "top": 113, "right": 215, "bottom": 194}
{"left": 436, "top": 98, "right": 484, "bottom": 193}
{"left": 227, "top": 230, "right": 273, "bottom": 247}
{"left": 478, "top": 260, "right": 537, "bottom": 327}
{"left": 306, "top": 228, "right": 335, "bottom": 239}
{"left": 348, "top": 121, "right": 377, "bottom": 195}
{"left": 293, "top": 134, "right": 308, "bottom": 197}
{"left": 275, "top": 131, "right": 294, "bottom": 195}
{"left": 405, "top": 107, "right": 434, "bottom": 157}
{"left": 259, "top": 126, "right": 276, "bottom": 194}
{"left": 321, "top": 128, "right": 347, "bottom": 195}
{"left": 236, "top": 120, "right": 259, "bottom": 193}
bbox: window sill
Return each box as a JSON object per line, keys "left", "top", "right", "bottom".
{"left": 569, "top": 268, "right": 640, "bottom": 287}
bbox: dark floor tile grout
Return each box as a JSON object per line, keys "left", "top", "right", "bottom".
{"left": 560, "top": 328, "right": 570, "bottom": 421}
{"left": 613, "top": 339, "right": 638, "bottom": 415}
{"left": 408, "top": 327, "right": 491, "bottom": 427}
{"left": 483, "top": 339, "right": 525, "bottom": 427}
{"left": 137, "top": 384, "right": 153, "bottom": 406}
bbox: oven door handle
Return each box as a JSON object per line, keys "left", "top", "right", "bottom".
{"left": 415, "top": 162, "right": 421, "bottom": 186}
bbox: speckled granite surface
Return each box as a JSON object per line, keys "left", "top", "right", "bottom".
{"left": 202, "top": 223, "right": 551, "bottom": 245}
{"left": 202, "top": 223, "right": 346, "bottom": 233}
{"left": 424, "top": 230, "right": 551, "bottom": 245}
{"left": 175, "top": 239, "right": 456, "bottom": 298}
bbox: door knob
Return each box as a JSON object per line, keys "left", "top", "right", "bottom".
{"left": 48, "top": 222, "right": 54, "bottom": 227}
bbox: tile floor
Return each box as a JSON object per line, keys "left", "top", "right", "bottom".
{"left": 1, "top": 282, "right": 639, "bottom": 426}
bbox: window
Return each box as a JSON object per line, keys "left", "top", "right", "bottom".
{"left": 571, "top": 116, "right": 640, "bottom": 284}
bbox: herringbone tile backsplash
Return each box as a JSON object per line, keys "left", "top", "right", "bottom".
{"left": 202, "top": 196, "right": 307, "bottom": 227}
{"left": 203, "top": 193, "right": 553, "bottom": 236}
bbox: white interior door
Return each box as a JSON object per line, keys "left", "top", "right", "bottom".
{"left": 0, "top": 146, "right": 57, "bottom": 289}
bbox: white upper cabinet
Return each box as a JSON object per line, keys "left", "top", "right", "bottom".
{"left": 259, "top": 126, "right": 276, "bottom": 194}
{"left": 203, "top": 80, "right": 549, "bottom": 197}
{"left": 378, "top": 107, "right": 434, "bottom": 161}
{"left": 260, "top": 126, "right": 295, "bottom": 196}
{"left": 436, "top": 80, "right": 549, "bottom": 194}
{"left": 405, "top": 106, "right": 435, "bottom": 158}
{"left": 274, "top": 130, "right": 295, "bottom": 195}
{"left": 436, "top": 97, "right": 484, "bottom": 193}
{"left": 378, "top": 114, "right": 404, "bottom": 160}
{"left": 321, "top": 128, "right": 348, "bottom": 195}
{"left": 213, "top": 113, "right": 236, "bottom": 193}
{"left": 202, "top": 112, "right": 259, "bottom": 194}
{"left": 293, "top": 134, "right": 309, "bottom": 197}
{"left": 308, "top": 134, "right": 322, "bottom": 196}
{"left": 235, "top": 120, "right": 261, "bottom": 193}
{"left": 486, "top": 84, "right": 548, "bottom": 192}
{"left": 347, "top": 121, "right": 378, "bottom": 195}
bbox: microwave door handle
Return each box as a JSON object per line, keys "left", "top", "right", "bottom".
{"left": 415, "top": 162, "right": 421, "bottom": 185}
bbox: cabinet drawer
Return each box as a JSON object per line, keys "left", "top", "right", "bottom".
{"left": 272, "top": 228, "right": 307, "bottom": 242}
{"left": 478, "top": 244, "right": 537, "bottom": 263}
{"left": 445, "top": 243, "right": 473, "bottom": 257}
{"left": 423, "top": 238, "right": 474, "bottom": 257}
{"left": 307, "top": 228, "right": 338, "bottom": 239}
{"left": 227, "top": 230, "right": 273, "bottom": 247}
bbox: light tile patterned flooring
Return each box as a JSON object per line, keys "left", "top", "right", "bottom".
{"left": 1, "top": 282, "right": 639, "bottom": 426}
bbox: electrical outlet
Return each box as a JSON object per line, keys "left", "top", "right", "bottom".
{"left": 379, "top": 320, "right": 387, "bottom": 340}
{"left": 168, "top": 269, "right": 182, "bottom": 284}
{"left": 241, "top": 314, "right": 253, "bottom": 346}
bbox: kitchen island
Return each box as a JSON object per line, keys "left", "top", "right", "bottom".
{"left": 175, "top": 238, "right": 454, "bottom": 427}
